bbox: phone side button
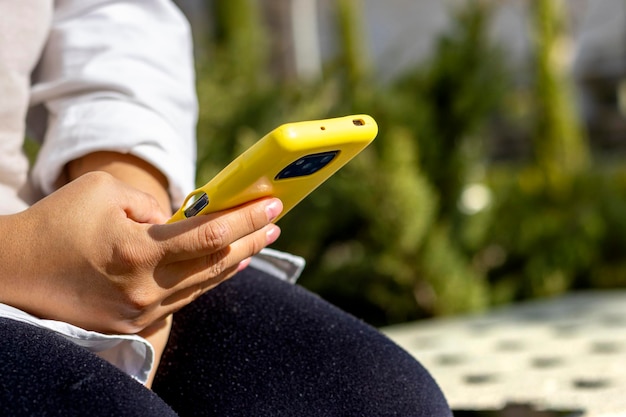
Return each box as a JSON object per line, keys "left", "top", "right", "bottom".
{"left": 183, "top": 193, "right": 210, "bottom": 218}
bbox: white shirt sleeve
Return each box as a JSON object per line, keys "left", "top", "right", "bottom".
{"left": 29, "top": 0, "right": 198, "bottom": 207}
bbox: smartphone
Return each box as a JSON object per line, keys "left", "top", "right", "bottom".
{"left": 168, "top": 114, "right": 378, "bottom": 223}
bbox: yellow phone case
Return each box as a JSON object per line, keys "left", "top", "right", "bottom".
{"left": 169, "top": 114, "right": 378, "bottom": 223}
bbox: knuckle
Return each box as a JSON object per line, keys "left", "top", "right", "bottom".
{"left": 110, "top": 242, "right": 154, "bottom": 275}
{"left": 250, "top": 234, "right": 266, "bottom": 255}
{"left": 81, "top": 170, "right": 115, "bottom": 187}
{"left": 106, "top": 245, "right": 161, "bottom": 314}
{"left": 129, "top": 315, "right": 152, "bottom": 333}
{"left": 198, "top": 221, "right": 229, "bottom": 249}
{"left": 81, "top": 170, "right": 105, "bottom": 181}
{"left": 141, "top": 192, "right": 162, "bottom": 213}
{"left": 125, "top": 289, "right": 155, "bottom": 311}
{"left": 243, "top": 204, "right": 267, "bottom": 231}
{"left": 103, "top": 292, "right": 156, "bottom": 335}
{"left": 116, "top": 321, "right": 145, "bottom": 335}
{"left": 188, "top": 284, "right": 206, "bottom": 304}
{"left": 204, "top": 249, "right": 229, "bottom": 277}
{"left": 244, "top": 232, "right": 265, "bottom": 258}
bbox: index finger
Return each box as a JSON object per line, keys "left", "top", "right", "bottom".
{"left": 148, "top": 198, "right": 283, "bottom": 263}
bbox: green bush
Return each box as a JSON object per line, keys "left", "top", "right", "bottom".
{"left": 478, "top": 165, "right": 626, "bottom": 303}
{"left": 191, "top": 0, "right": 626, "bottom": 327}
{"left": 192, "top": 1, "right": 502, "bottom": 326}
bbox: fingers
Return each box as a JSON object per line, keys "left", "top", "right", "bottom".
{"left": 133, "top": 198, "right": 283, "bottom": 323}
{"left": 157, "top": 224, "right": 281, "bottom": 312}
{"left": 154, "top": 223, "right": 281, "bottom": 290}
{"left": 152, "top": 198, "right": 283, "bottom": 263}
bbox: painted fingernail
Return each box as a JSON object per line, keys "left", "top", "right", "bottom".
{"left": 265, "top": 199, "right": 283, "bottom": 222}
{"left": 266, "top": 224, "right": 281, "bottom": 245}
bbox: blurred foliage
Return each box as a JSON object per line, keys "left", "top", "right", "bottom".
{"left": 191, "top": 0, "right": 626, "bottom": 327}
{"left": 23, "top": 136, "right": 41, "bottom": 165}
{"left": 530, "top": 0, "right": 590, "bottom": 191}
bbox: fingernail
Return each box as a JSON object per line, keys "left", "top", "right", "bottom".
{"left": 237, "top": 258, "right": 251, "bottom": 272}
{"left": 266, "top": 224, "right": 281, "bottom": 245}
{"left": 265, "top": 199, "right": 283, "bottom": 222}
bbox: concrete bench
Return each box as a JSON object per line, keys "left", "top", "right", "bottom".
{"left": 382, "top": 291, "right": 626, "bottom": 417}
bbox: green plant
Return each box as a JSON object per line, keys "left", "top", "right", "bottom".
{"left": 191, "top": 0, "right": 508, "bottom": 325}
{"left": 191, "top": 0, "right": 626, "bottom": 328}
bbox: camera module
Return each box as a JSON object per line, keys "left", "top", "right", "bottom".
{"left": 275, "top": 151, "right": 339, "bottom": 180}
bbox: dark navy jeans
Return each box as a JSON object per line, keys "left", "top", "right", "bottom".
{"left": 0, "top": 268, "right": 452, "bottom": 416}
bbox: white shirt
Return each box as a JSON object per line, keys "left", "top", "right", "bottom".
{"left": 0, "top": 0, "right": 197, "bottom": 385}
{"left": 0, "top": 0, "right": 304, "bottom": 385}
{"left": 29, "top": 0, "right": 199, "bottom": 207}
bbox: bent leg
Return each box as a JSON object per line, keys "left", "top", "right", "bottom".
{"left": 0, "top": 318, "right": 177, "bottom": 417}
{"left": 153, "top": 268, "right": 452, "bottom": 417}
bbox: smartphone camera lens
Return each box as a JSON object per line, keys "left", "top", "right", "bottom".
{"left": 275, "top": 151, "right": 339, "bottom": 180}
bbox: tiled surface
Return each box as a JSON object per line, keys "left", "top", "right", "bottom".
{"left": 382, "top": 291, "right": 626, "bottom": 417}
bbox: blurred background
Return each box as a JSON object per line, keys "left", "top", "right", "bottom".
{"left": 172, "top": 0, "right": 626, "bottom": 327}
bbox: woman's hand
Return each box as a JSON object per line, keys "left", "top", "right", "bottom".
{"left": 0, "top": 171, "right": 282, "bottom": 334}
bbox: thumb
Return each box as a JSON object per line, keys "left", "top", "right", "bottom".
{"left": 120, "top": 186, "right": 169, "bottom": 225}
